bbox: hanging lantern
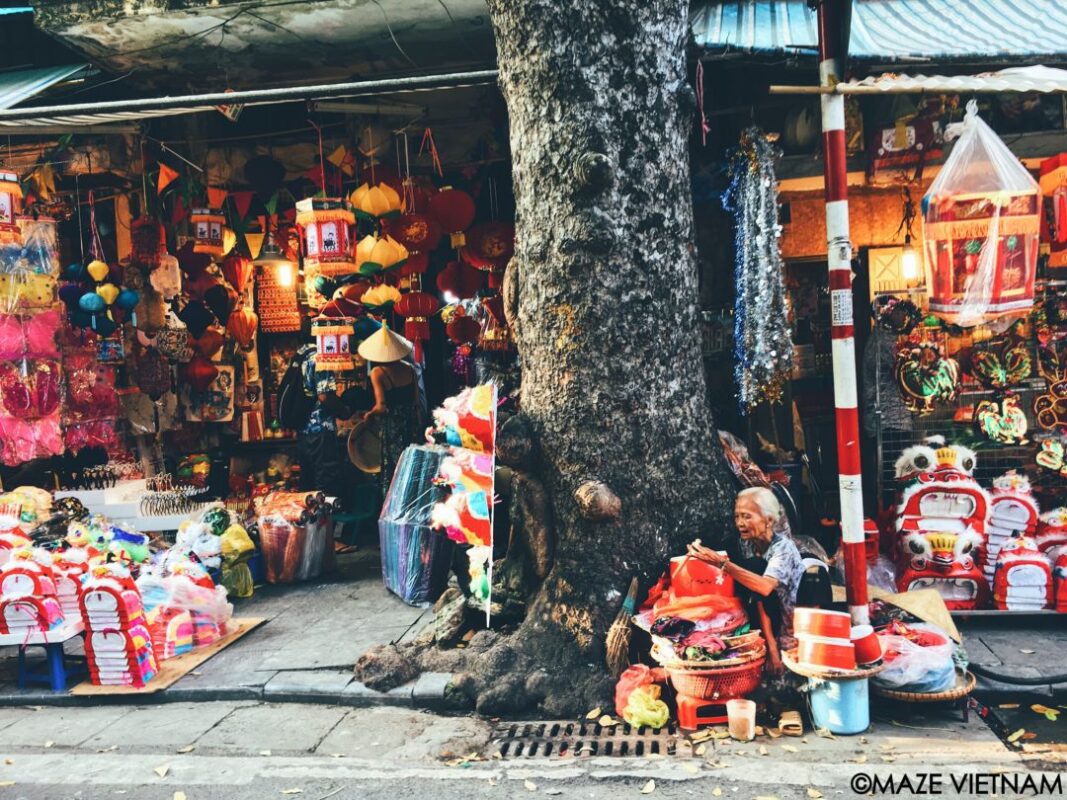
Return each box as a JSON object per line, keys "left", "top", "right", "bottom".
{"left": 360, "top": 284, "right": 402, "bottom": 315}
{"left": 222, "top": 253, "right": 254, "bottom": 293}
{"left": 350, "top": 182, "right": 402, "bottom": 221}
{"left": 295, "top": 197, "right": 355, "bottom": 277}
{"left": 395, "top": 290, "right": 439, "bottom": 362}
{"left": 184, "top": 355, "right": 219, "bottom": 391}
{"left": 462, "top": 222, "right": 515, "bottom": 290}
{"left": 480, "top": 295, "right": 514, "bottom": 352}
{"left": 429, "top": 188, "right": 476, "bottom": 245}
{"left": 190, "top": 208, "right": 226, "bottom": 257}
{"left": 255, "top": 236, "right": 301, "bottom": 333}
{"left": 131, "top": 217, "right": 165, "bottom": 268}
{"left": 447, "top": 310, "right": 480, "bottom": 345}
{"left": 311, "top": 315, "right": 355, "bottom": 371}
{"left": 383, "top": 213, "right": 442, "bottom": 252}
{"left": 0, "top": 172, "right": 23, "bottom": 246}
{"left": 354, "top": 234, "right": 408, "bottom": 276}
{"left": 437, "top": 260, "right": 483, "bottom": 299}
{"left": 227, "top": 307, "right": 259, "bottom": 350}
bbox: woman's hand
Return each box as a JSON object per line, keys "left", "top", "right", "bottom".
{"left": 687, "top": 542, "right": 727, "bottom": 567}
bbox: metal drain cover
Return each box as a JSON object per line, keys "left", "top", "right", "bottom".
{"left": 486, "top": 720, "right": 686, "bottom": 759}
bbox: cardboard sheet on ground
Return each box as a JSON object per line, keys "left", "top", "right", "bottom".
{"left": 832, "top": 585, "right": 960, "bottom": 642}
{"left": 70, "top": 617, "right": 265, "bottom": 695}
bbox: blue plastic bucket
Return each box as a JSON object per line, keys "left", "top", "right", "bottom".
{"left": 808, "top": 677, "right": 869, "bottom": 734}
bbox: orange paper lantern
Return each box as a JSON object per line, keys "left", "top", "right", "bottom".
{"left": 227, "top": 307, "right": 258, "bottom": 349}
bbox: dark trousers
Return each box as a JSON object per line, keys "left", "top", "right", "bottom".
{"left": 734, "top": 556, "right": 784, "bottom": 641}
{"left": 297, "top": 430, "right": 344, "bottom": 499}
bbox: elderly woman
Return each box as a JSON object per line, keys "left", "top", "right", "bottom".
{"left": 688, "top": 487, "right": 804, "bottom": 673}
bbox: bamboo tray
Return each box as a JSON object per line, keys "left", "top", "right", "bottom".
{"left": 871, "top": 669, "right": 976, "bottom": 703}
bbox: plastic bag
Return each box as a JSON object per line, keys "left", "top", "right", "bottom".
{"left": 872, "top": 622, "right": 956, "bottom": 693}
{"left": 614, "top": 664, "right": 667, "bottom": 717}
{"left": 258, "top": 513, "right": 305, "bottom": 584}
{"left": 924, "top": 100, "right": 1041, "bottom": 326}
{"left": 623, "top": 685, "right": 669, "bottom": 729}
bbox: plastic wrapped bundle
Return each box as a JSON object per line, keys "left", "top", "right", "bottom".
{"left": 258, "top": 514, "right": 306, "bottom": 584}
{"left": 379, "top": 445, "right": 454, "bottom": 606}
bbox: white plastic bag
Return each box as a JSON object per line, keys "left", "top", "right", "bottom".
{"left": 923, "top": 100, "right": 1041, "bottom": 326}
{"left": 872, "top": 623, "right": 956, "bottom": 693}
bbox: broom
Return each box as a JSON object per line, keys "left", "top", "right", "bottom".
{"left": 606, "top": 576, "right": 640, "bottom": 677}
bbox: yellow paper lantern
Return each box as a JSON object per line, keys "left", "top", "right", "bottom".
{"left": 222, "top": 227, "right": 237, "bottom": 256}
{"left": 354, "top": 234, "right": 408, "bottom": 276}
{"left": 96, "top": 283, "right": 120, "bottom": 306}
{"left": 350, "top": 182, "right": 402, "bottom": 220}
{"left": 87, "top": 260, "right": 110, "bottom": 282}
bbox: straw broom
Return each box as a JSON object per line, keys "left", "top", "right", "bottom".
{"left": 606, "top": 576, "right": 640, "bottom": 677}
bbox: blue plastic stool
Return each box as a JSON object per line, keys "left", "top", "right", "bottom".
{"left": 17, "top": 642, "right": 86, "bottom": 692}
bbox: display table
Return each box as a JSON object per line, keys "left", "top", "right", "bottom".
{"left": 55, "top": 480, "right": 206, "bottom": 532}
{"left": 0, "top": 619, "right": 86, "bottom": 692}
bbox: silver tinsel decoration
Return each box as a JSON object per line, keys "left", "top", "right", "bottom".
{"left": 722, "top": 127, "right": 794, "bottom": 412}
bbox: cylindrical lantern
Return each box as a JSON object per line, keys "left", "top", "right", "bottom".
{"left": 0, "top": 172, "right": 24, "bottom": 246}
{"left": 295, "top": 197, "right": 356, "bottom": 277}
{"left": 311, "top": 315, "right": 355, "bottom": 371}
{"left": 395, "top": 290, "right": 439, "bottom": 362}
{"left": 190, "top": 208, "right": 226, "bottom": 257}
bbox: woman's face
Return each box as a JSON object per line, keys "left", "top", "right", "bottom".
{"left": 735, "top": 496, "right": 772, "bottom": 542}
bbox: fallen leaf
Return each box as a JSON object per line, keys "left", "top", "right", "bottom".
{"left": 524, "top": 780, "right": 537, "bottom": 792}
{"left": 998, "top": 703, "right": 1020, "bottom": 709}
{"left": 280, "top": 791, "right": 303, "bottom": 796}
{"left": 598, "top": 715, "right": 618, "bottom": 727}
{"left": 706, "top": 760, "right": 726, "bottom": 769}
{"left": 43, "top": 741, "right": 54, "bottom": 748}
{"left": 174, "top": 793, "right": 187, "bottom": 800}
{"left": 190, "top": 671, "right": 202, "bottom": 677}
{"left": 260, "top": 750, "right": 272, "bottom": 756}
{"left": 851, "top": 755, "right": 867, "bottom": 764}
{"left": 859, "top": 736, "right": 868, "bottom": 745}
{"left": 586, "top": 707, "right": 602, "bottom": 720}
{"left": 814, "top": 728, "right": 835, "bottom": 740}
{"left": 782, "top": 745, "right": 798, "bottom": 753}
{"left": 176, "top": 746, "right": 195, "bottom": 754}
{"left": 1020, "top": 649, "right": 1035, "bottom": 654}
{"left": 800, "top": 738, "right": 809, "bottom": 744}
{"left": 488, "top": 778, "right": 498, "bottom": 787}
{"left": 1045, "top": 711, "right": 1060, "bottom": 722}
{"left": 754, "top": 726, "right": 765, "bottom": 736}
{"left": 1007, "top": 728, "right": 1026, "bottom": 743}
{"left": 1032, "top": 704, "right": 1053, "bottom": 714}
{"left": 3, "top": 759, "right": 10, "bottom": 765}
{"left": 881, "top": 756, "right": 896, "bottom": 763}
{"left": 766, "top": 728, "right": 782, "bottom": 739}
{"left": 154, "top": 766, "right": 170, "bottom": 778}
{"left": 1022, "top": 732, "right": 1038, "bottom": 740}
{"left": 807, "top": 790, "right": 823, "bottom": 799}
{"left": 641, "top": 780, "right": 656, "bottom": 794}
{"left": 758, "top": 745, "right": 768, "bottom": 756}
{"left": 330, "top": 753, "right": 344, "bottom": 758}
{"left": 695, "top": 744, "right": 707, "bottom": 756}
{"left": 544, "top": 791, "right": 563, "bottom": 796}
{"left": 713, "top": 789, "right": 723, "bottom": 797}
{"left": 712, "top": 729, "right": 731, "bottom": 739}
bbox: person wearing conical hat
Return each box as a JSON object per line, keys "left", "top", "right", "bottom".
{"left": 358, "top": 323, "right": 418, "bottom": 498}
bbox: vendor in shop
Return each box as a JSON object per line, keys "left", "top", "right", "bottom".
{"left": 687, "top": 487, "right": 804, "bottom": 674}
{"left": 295, "top": 339, "right": 351, "bottom": 501}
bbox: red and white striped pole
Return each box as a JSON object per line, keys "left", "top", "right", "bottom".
{"left": 815, "top": 0, "right": 868, "bottom": 627}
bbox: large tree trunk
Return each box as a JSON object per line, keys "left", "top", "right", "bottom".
{"left": 357, "top": 0, "right": 738, "bottom": 716}
{"left": 457, "top": 0, "right": 736, "bottom": 716}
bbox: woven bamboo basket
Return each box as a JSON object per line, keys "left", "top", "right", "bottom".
{"left": 651, "top": 638, "right": 766, "bottom": 670}
{"left": 871, "top": 669, "right": 976, "bottom": 702}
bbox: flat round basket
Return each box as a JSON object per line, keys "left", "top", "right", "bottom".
{"left": 347, "top": 417, "right": 383, "bottom": 474}
{"left": 871, "top": 669, "right": 976, "bottom": 703}
{"left": 782, "top": 648, "right": 886, "bottom": 681}
{"left": 651, "top": 638, "right": 766, "bottom": 670}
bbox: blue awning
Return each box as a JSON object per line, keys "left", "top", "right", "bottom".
{"left": 691, "top": 1, "right": 1067, "bottom": 61}
{"left": 0, "top": 64, "right": 89, "bottom": 111}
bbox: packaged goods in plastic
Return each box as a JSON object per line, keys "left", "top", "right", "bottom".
{"left": 379, "top": 444, "right": 454, "bottom": 606}
{"left": 258, "top": 514, "right": 306, "bottom": 584}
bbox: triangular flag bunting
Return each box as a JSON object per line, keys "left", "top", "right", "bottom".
{"left": 171, "top": 195, "right": 188, "bottom": 226}
{"left": 263, "top": 191, "right": 279, "bottom": 216}
{"left": 158, "top": 164, "right": 180, "bottom": 195}
{"left": 245, "top": 231, "right": 265, "bottom": 259}
{"left": 230, "top": 190, "right": 255, "bottom": 221}
{"left": 327, "top": 144, "right": 356, "bottom": 177}
{"left": 258, "top": 215, "right": 267, "bottom": 235}
{"left": 206, "top": 187, "right": 228, "bottom": 209}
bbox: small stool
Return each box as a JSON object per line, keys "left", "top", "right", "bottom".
{"left": 676, "top": 694, "right": 728, "bottom": 730}
{"left": 17, "top": 642, "right": 86, "bottom": 693}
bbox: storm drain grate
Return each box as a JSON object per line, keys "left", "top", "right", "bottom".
{"left": 486, "top": 720, "right": 685, "bottom": 759}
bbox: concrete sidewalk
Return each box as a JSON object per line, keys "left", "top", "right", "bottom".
{"left": 0, "top": 548, "right": 450, "bottom": 707}
{"left": 958, "top": 615, "right": 1067, "bottom": 702}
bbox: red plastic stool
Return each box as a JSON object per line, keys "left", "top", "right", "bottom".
{"left": 676, "top": 694, "right": 728, "bottom": 730}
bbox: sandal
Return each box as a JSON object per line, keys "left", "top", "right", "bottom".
{"left": 778, "top": 709, "right": 803, "bottom": 737}
{"left": 334, "top": 542, "right": 358, "bottom": 555}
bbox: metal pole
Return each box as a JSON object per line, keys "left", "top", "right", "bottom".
{"left": 815, "top": 0, "right": 869, "bottom": 627}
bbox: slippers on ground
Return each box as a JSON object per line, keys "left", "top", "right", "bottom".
{"left": 778, "top": 709, "right": 803, "bottom": 737}
{"left": 334, "top": 542, "right": 358, "bottom": 555}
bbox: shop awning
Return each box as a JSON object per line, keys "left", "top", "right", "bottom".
{"left": 0, "top": 64, "right": 90, "bottom": 111}
{"left": 691, "top": 0, "right": 1067, "bottom": 61}
{"left": 834, "top": 64, "right": 1067, "bottom": 94}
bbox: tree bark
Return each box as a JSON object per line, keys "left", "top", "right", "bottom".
{"left": 460, "top": 0, "right": 736, "bottom": 715}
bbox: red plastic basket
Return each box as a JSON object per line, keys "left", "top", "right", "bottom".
{"left": 666, "top": 657, "right": 766, "bottom": 701}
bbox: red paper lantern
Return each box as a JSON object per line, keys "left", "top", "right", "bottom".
{"left": 227, "top": 307, "right": 258, "bottom": 349}
{"left": 395, "top": 290, "right": 439, "bottom": 361}
{"left": 428, "top": 189, "right": 475, "bottom": 234}
{"left": 383, "top": 213, "right": 442, "bottom": 252}
{"left": 447, "top": 313, "right": 480, "bottom": 345}
{"left": 462, "top": 223, "right": 514, "bottom": 271}
{"left": 400, "top": 251, "right": 430, "bottom": 276}
{"left": 222, "top": 253, "right": 254, "bottom": 293}
{"left": 184, "top": 355, "right": 219, "bottom": 391}
{"left": 437, "top": 260, "right": 483, "bottom": 299}
{"left": 194, "top": 328, "right": 225, "bottom": 358}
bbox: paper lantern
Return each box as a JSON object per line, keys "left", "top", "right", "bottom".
{"left": 295, "top": 197, "right": 355, "bottom": 277}
{"left": 395, "top": 290, "right": 439, "bottom": 361}
{"left": 178, "top": 300, "right": 214, "bottom": 339}
{"left": 350, "top": 182, "right": 402, "bottom": 221}
{"left": 131, "top": 217, "right": 165, "bottom": 268}
{"left": 437, "top": 260, "right": 483, "bottom": 299}
{"left": 401, "top": 251, "right": 430, "bottom": 276}
{"left": 194, "top": 328, "right": 225, "bottom": 358}
{"left": 0, "top": 172, "right": 23, "bottom": 244}
{"left": 96, "top": 283, "right": 120, "bottom": 306}
{"left": 86, "top": 260, "right": 110, "bottom": 282}
{"left": 221, "top": 254, "right": 254, "bottom": 293}
{"left": 429, "top": 188, "right": 476, "bottom": 236}
{"left": 190, "top": 209, "right": 226, "bottom": 257}
{"left": 227, "top": 307, "right": 258, "bottom": 349}
{"left": 462, "top": 222, "right": 514, "bottom": 289}
{"left": 360, "top": 284, "right": 401, "bottom": 314}
{"left": 447, "top": 311, "right": 480, "bottom": 345}
{"left": 311, "top": 316, "right": 355, "bottom": 371}
{"left": 79, "top": 292, "right": 105, "bottom": 313}
{"left": 383, "top": 213, "right": 442, "bottom": 252}
{"left": 176, "top": 241, "right": 212, "bottom": 278}
{"left": 354, "top": 234, "right": 408, "bottom": 276}
{"left": 115, "top": 288, "right": 140, "bottom": 311}
{"left": 203, "top": 284, "right": 235, "bottom": 324}
{"left": 184, "top": 355, "right": 219, "bottom": 391}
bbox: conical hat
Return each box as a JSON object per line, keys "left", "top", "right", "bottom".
{"left": 347, "top": 417, "right": 383, "bottom": 474}
{"left": 357, "top": 321, "right": 412, "bottom": 363}
{"left": 831, "top": 584, "right": 961, "bottom": 642}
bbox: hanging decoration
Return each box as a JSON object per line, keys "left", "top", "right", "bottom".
{"left": 0, "top": 172, "right": 23, "bottom": 248}
{"left": 395, "top": 288, "right": 439, "bottom": 362}
{"left": 360, "top": 284, "right": 401, "bottom": 315}
{"left": 227, "top": 307, "right": 258, "bottom": 350}
{"left": 894, "top": 340, "right": 961, "bottom": 415}
{"left": 462, "top": 222, "right": 514, "bottom": 290}
{"left": 970, "top": 332, "right": 1032, "bottom": 389}
{"left": 190, "top": 208, "right": 226, "bottom": 257}
{"left": 429, "top": 188, "right": 476, "bottom": 248}
{"left": 354, "top": 233, "right": 408, "bottom": 276}
{"left": 349, "top": 182, "right": 402, "bottom": 221}
{"left": 311, "top": 316, "right": 355, "bottom": 371}
{"left": 721, "top": 127, "right": 794, "bottom": 410}
{"left": 974, "top": 391, "right": 1029, "bottom": 445}
{"left": 437, "top": 260, "right": 483, "bottom": 299}
{"left": 295, "top": 197, "right": 355, "bottom": 277}
{"left": 924, "top": 100, "right": 1041, "bottom": 326}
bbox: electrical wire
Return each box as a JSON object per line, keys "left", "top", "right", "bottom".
{"left": 369, "top": 0, "right": 419, "bottom": 69}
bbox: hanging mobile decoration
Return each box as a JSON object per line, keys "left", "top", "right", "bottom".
{"left": 722, "top": 127, "right": 794, "bottom": 411}
{"left": 894, "top": 340, "right": 961, "bottom": 415}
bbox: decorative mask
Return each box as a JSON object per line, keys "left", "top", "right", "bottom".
{"left": 992, "top": 537, "right": 1053, "bottom": 611}
{"left": 897, "top": 529, "right": 989, "bottom": 610}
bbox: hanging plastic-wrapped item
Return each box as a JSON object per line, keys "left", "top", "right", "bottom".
{"left": 16, "top": 216, "right": 59, "bottom": 275}
{"left": 924, "top": 100, "right": 1041, "bottom": 326}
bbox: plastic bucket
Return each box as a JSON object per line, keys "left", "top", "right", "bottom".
{"left": 808, "top": 677, "right": 869, "bottom": 735}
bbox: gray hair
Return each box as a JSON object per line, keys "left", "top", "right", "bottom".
{"left": 737, "top": 486, "right": 788, "bottom": 533}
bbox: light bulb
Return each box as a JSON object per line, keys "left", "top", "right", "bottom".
{"left": 276, "top": 261, "right": 295, "bottom": 288}
{"left": 901, "top": 238, "right": 919, "bottom": 282}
